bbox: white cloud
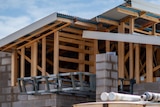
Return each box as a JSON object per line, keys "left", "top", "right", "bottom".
{"left": 0, "top": 16, "right": 32, "bottom": 39}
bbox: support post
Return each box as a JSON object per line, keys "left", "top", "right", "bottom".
{"left": 54, "top": 31, "right": 59, "bottom": 74}
{"left": 79, "top": 40, "right": 85, "bottom": 72}
{"left": 31, "top": 42, "right": 38, "bottom": 76}
{"left": 21, "top": 47, "right": 25, "bottom": 78}
{"left": 146, "top": 44, "right": 153, "bottom": 82}
{"left": 90, "top": 40, "right": 98, "bottom": 73}
{"left": 152, "top": 23, "right": 156, "bottom": 35}
{"left": 106, "top": 40, "right": 110, "bottom": 52}
{"left": 129, "top": 17, "right": 134, "bottom": 79}
{"left": 135, "top": 44, "right": 140, "bottom": 83}
{"left": 42, "top": 37, "right": 46, "bottom": 76}
{"left": 118, "top": 22, "right": 125, "bottom": 78}
{"left": 11, "top": 49, "right": 18, "bottom": 86}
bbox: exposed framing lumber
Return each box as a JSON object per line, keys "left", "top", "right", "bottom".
{"left": 59, "top": 36, "right": 93, "bottom": 47}
{"left": 17, "top": 23, "right": 70, "bottom": 50}
{"left": 59, "top": 45, "right": 94, "bottom": 54}
{"left": 118, "top": 22, "right": 125, "bottom": 78}
{"left": 140, "top": 62, "right": 146, "bottom": 74}
{"left": 146, "top": 44, "right": 153, "bottom": 82}
{"left": 129, "top": 17, "right": 134, "bottom": 79}
{"left": 17, "top": 50, "right": 49, "bottom": 75}
{"left": 20, "top": 47, "right": 25, "bottom": 78}
{"left": 129, "top": 43, "right": 134, "bottom": 79}
{"left": 118, "top": 42, "right": 125, "bottom": 78}
{"left": 59, "top": 56, "right": 94, "bottom": 66}
{"left": 117, "top": 7, "right": 160, "bottom": 23}
{"left": 108, "top": 26, "right": 117, "bottom": 32}
{"left": 153, "top": 65, "right": 160, "bottom": 72}
{"left": 79, "top": 40, "right": 85, "bottom": 72}
{"left": 152, "top": 23, "right": 156, "bottom": 35}
{"left": 62, "top": 27, "right": 82, "bottom": 35}
{"left": 106, "top": 41, "right": 110, "bottom": 52}
{"left": 117, "top": 8, "right": 139, "bottom": 17}
{"left": 135, "top": 44, "right": 140, "bottom": 83}
{"left": 59, "top": 68, "right": 78, "bottom": 73}
{"left": 59, "top": 32, "right": 82, "bottom": 40}
{"left": 140, "top": 21, "right": 154, "bottom": 30}
{"left": 31, "top": 42, "right": 38, "bottom": 76}
{"left": 3, "top": 21, "right": 62, "bottom": 51}
{"left": 11, "top": 49, "right": 18, "bottom": 86}
{"left": 134, "top": 28, "right": 152, "bottom": 35}
{"left": 140, "top": 14, "right": 159, "bottom": 23}
{"left": 92, "top": 40, "right": 98, "bottom": 73}
{"left": 42, "top": 37, "right": 46, "bottom": 76}
{"left": 96, "top": 17, "right": 119, "bottom": 26}
{"left": 57, "top": 17, "right": 97, "bottom": 30}
{"left": 54, "top": 31, "right": 59, "bottom": 74}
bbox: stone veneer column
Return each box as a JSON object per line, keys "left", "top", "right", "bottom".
{"left": 96, "top": 53, "right": 118, "bottom": 101}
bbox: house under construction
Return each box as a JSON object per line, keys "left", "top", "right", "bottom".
{"left": 0, "top": 0, "right": 160, "bottom": 106}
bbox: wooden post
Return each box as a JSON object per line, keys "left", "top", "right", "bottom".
{"left": 90, "top": 39, "right": 98, "bottom": 74}
{"left": 42, "top": 37, "right": 46, "bottom": 76}
{"left": 79, "top": 40, "right": 85, "bottom": 72}
{"left": 54, "top": 31, "right": 59, "bottom": 74}
{"left": 21, "top": 47, "right": 25, "bottom": 78}
{"left": 129, "top": 43, "right": 134, "bottom": 79}
{"left": 146, "top": 44, "right": 153, "bottom": 82}
{"left": 129, "top": 17, "right": 134, "bottom": 79}
{"left": 152, "top": 23, "right": 156, "bottom": 35}
{"left": 118, "top": 22, "right": 125, "bottom": 78}
{"left": 31, "top": 42, "right": 38, "bottom": 76}
{"left": 135, "top": 44, "right": 140, "bottom": 83}
{"left": 11, "top": 49, "right": 18, "bottom": 86}
{"left": 106, "top": 40, "right": 110, "bottom": 52}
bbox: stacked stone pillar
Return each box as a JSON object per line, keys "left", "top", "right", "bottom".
{"left": 96, "top": 53, "right": 118, "bottom": 101}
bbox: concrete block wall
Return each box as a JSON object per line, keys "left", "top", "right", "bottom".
{"left": 96, "top": 53, "right": 118, "bottom": 101}
{"left": 133, "top": 82, "right": 160, "bottom": 95}
{"left": 0, "top": 52, "right": 13, "bottom": 107}
{"left": 0, "top": 52, "right": 95, "bottom": 107}
{"left": 11, "top": 94, "right": 94, "bottom": 107}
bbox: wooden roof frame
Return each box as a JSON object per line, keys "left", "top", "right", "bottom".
{"left": 1, "top": 0, "right": 160, "bottom": 52}
{"left": 0, "top": 13, "right": 97, "bottom": 51}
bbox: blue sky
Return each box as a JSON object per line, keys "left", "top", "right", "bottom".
{"left": 0, "top": 0, "right": 160, "bottom": 39}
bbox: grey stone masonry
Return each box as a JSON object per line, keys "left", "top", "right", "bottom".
{"left": 96, "top": 52, "right": 118, "bottom": 102}
{"left": 0, "top": 51, "right": 95, "bottom": 107}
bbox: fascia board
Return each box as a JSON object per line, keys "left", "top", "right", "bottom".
{"left": 131, "top": 0, "right": 160, "bottom": 15}
{"left": 83, "top": 30, "right": 160, "bottom": 45}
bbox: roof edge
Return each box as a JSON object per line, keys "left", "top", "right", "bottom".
{"left": 131, "top": 0, "right": 160, "bottom": 15}
{"left": 0, "top": 12, "right": 58, "bottom": 48}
